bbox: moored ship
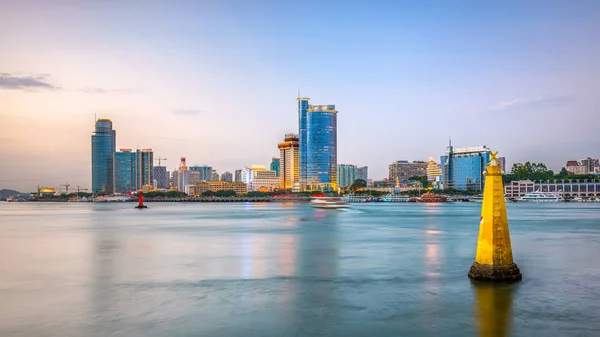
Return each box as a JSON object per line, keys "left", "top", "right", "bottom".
{"left": 518, "top": 191, "right": 563, "bottom": 202}
{"left": 418, "top": 192, "right": 448, "bottom": 203}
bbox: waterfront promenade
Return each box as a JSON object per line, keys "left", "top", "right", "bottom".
{"left": 0, "top": 202, "right": 599, "bottom": 336}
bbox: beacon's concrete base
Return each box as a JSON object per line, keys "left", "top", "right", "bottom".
{"left": 468, "top": 262, "right": 522, "bottom": 282}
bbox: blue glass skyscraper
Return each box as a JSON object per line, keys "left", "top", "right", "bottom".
{"left": 298, "top": 97, "right": 338, "bottom": 191}
{"left": 91, "top": 119, "right": 116, "bottom": 194}
{"left": 115, "top": 150, "right": 137, "bottom": 193}
{"left": 441, "top": 144, "right": 491, "bottom": 191}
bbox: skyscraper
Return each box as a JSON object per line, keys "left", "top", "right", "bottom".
{"left": 298, "top": 97, "right": 310, "bottom": 189}
{"left": 298, "top": 97, "right": 338, "bottom": 191}
{"left": 115, "top": 149, "right": 137, "bottom": 193}
{"left": 357, "top": 166, "right": 368, "bottom": 182}
{"left": 270, "top": 157, "right": 280, "bottom": 177}
{"left": 337, "top": 164, "right": 357, "bottom": 188}
{"left": 153, "top": 166, "right": 169, "bottom": 189}
{"left": 177, "top": 157, "right": 189, "bottom": 192}
{"left": 441, "top": 145, "right": 491, "bottom": 191}
{"left": 234, "top": 169, "right": 242, "bottom": 182}
{"left": 221, "top": 171, "right": 233, "bottom": 182}
{"left": 278, "top": 133, "right": 299, "bottom": 189}
{"left": 91, "top": 118, "right": 116, "bottom": 194}
{"left": 136, "top": 149, "right": 153, "bottom": 189}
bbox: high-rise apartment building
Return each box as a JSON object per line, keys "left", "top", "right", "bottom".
{"left": 115, "top": 149, "right": 137, "bottom": 192}
{"left": 153, "top": 166, "right": 169, "bottom": 189}
{"left": 177, "top": 157, "right": 189, "bottom": 192}
{"left": 270, "top": 158, "right": 280, "bottom": 177}
{"left": 298, "top": 97, "right": 338, "bottom": 191}
{"left": 337, "top": 164, "right": 357, "bottom": 188}
{"left": 426, "top": 159, "right": 442, "bottom": 182}
{"left": 189, "top": 165, "right": 213, "bottom": 181}
{"left": 389, "top": 161, "right": 428, "bottom": 182}
{"left": 136, "top": 149, "right": 153, "bottom": 189}
{"left": 188, "top": 171, "right": 202, "bottom": 185}
{"left": 92, "top": 118, "right": 116, "bottom": 194}
{"left": 278, "top": 133, "right": 299, "bottom": 189}
{"left": 441, "top": 144, "right": 491, "bottom": 191}
{"left": 234, "top": 169, "right": 242, "bottom": 182}
{"left": 357, "top": 166, "right": 368, "bottom": 182}
{"left": 221, "top": 171, "right": 233, "bottom": 182}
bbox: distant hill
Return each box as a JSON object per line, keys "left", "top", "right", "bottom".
{"left": 0, "top": 189, "right": 30, "bottom": 199}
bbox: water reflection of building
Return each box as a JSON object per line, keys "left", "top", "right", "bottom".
{"left": 473, "top": 283, "right": 513, "bottom": 337}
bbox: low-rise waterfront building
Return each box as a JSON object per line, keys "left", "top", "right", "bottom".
{"left": 505, "top": 179, "right": 600, "bottom": 198}
{"left": 187, "top": 181, "right": 248, "bottom": 195}
{"left": 242, "top": 165, "right": 280, "bottom": 191}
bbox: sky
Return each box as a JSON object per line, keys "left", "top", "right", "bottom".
{"left": 1, "top": 0, "right": 599, "bottom": 192}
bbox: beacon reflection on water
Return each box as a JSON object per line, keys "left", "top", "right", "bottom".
{"left": 473, "top": 282, "right": 514, "bottom": 337}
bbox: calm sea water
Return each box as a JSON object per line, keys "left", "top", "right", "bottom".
{"left": 0, "top": 201, "right": 599, "bottom": 337}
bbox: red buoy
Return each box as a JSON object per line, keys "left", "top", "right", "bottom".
{"left": 135, "top": 190, "right": 148, "bottom": 209}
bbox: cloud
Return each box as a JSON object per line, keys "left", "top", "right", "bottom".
{"left": 492, "top": 95, "right": 574, "bottom": 111}
{"left": 80, "top": 87, "right": 133, "bottom": 94}
{"left": 0, "top": 73, "right": 60, "bottom": 91}
{"left": 172, "top": 109, "right": 204, "bottom": 116}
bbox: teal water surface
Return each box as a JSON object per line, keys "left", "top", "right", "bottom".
{"left": 0, "top": 202, "right": 599, "bottom": 336}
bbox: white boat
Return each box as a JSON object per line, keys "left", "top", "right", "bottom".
{"left": 518, "top": 191, "right": 563, "bottom": 202}
{"left": 381, "top": 194, "right": 410, "bottom": 202}
{"left": 471, "top": 195, "right": 513, "bottom": 203}
{"left": 343, "top": 194, "right": 371, "bottom": 203}
{"left": 310, "top": 197, "right": 350, "bottom": 209}
{"left": 471, "top": 195, "right": 483, "bottom": 203}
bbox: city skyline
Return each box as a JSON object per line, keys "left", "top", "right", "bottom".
{"left": 1, "top": 1, "right": 600, "bottom": 191}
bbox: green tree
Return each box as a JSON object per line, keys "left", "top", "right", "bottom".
{"left": 408, "top": 176, "right": 429, "bottom": 188}
{"left": 350, "top": 179, "right": 367, "bottom": 190}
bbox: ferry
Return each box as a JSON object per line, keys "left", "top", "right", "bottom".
{"left": 518, "top": 191, "right": 563, "bottom": 202}
{"left": 310, "top": 197, "right": 350, "bottom": 209}
{"left": 381, "top": 194, "right": 410, "bottom": 202}
{"left": 418, "top": 192, "right": 448, "bottom": 203}
{"left": 343, "top": 194, "right": 371, "bottom": 203}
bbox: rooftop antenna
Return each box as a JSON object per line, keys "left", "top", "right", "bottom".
{"left": 297, "top": 89, "right": 300, "bottom": 98}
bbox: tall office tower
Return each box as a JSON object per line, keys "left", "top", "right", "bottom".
{"left": 441, "top": 144, "right": 491, "bottom": 191}
{"left": 278, "top": 133, "right": 299, "bottom": 189}
{"left": 270, "top": 157, "right": 280, "bottom": 177}
{"left": 92, "top": 118, "right": 116, "bottom": 194}
{"left": 337, "top": 164, "right": 357, "bottom": 188}
{"left": 153, "top": 166, "right": 169, "bottom": 189}
{"left": 298, "top": 97, "right": 338, "bottom": 191}
{"left": 357, "top": 166, "right": 368, "bottom": 182}
{"left": 234, "top": 169, "right": 242, "bottom": 182}
{"left": 115, "top": 149, "right": 137, "bottom": 192}
{"left": 188, "top": 171, "right": 202, "bottom": 185}
{"left": 177, "top": 157, "right": 189, "bottom": 192}
{"left": 136, "top": 149, "right": 154, "bottom": 189}
{"left": 298, "top": 97, "right": 310, "bottom": 189}
{"left": 221, "top": 171, "right": 233, "bottom": 182}
{"left": 211, "top": 170, "right": 219, "bottom": 181}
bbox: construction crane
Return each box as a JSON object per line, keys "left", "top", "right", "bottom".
{"left": 76, "top": 186, "right": 88, "bottom": 194}
{"left": 155, "top": 157, "right": 167, "bottom": 166}
{"left": 60, "top": 183, "right": 70, "bottom": 194}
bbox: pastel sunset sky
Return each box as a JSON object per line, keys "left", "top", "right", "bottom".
{"left": 1, "top": 1, "right": 599, "bottom": 191}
